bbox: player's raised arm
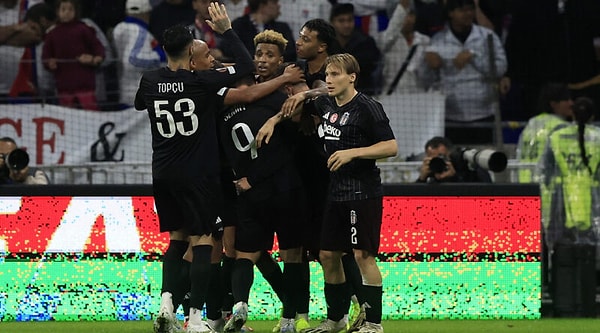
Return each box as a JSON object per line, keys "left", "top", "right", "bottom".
{"left": 202, "top": 2, "right": 254, "bottom": 88}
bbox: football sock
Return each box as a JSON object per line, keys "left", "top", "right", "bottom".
{"left": 161, "top": 240, "right": 189, "bottom": 304}
{"left": 221, "top": 255, "right": 235, "bottom": 313}
{"left": 324, "top": 281, "right": 350, "bottom": 322}
{"left": 361, "top": 284, "right": 383, "bottom": 324}
{"left": 189, "top": 245, "right": 212, "bottom": 310}
{"left": 341, "top": 254, "right": 362, "bottom": 302}
{"left": 282, "top": 262, "right": 303, "bottom": 318}
{"left": 205, "top": 263, "right": 223, "bottom": 320}
{"left": 173, "top": 260, "right": 191, "bottom": 314}
{"left": 297, "top": 259, "right": 310, "bottom": 314}
{"left": 231, "top": 258, "right": 254, "bottom": 303}
{"left": 256, "top": 251, "right": 286, "bottom": 304}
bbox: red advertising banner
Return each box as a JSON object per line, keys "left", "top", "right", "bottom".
{"left": 0, "top": 195, "right": 540, "bottom": 255}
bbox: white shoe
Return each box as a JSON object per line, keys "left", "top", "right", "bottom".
{"left": 280, "top": 318, "right": 296, "bottom": 333}
{"left": 207, "top": 317, "right": 225, "bottom": 332}
{"left": 223, "top": 301, "right": 248, "bottom": 333}
{"left": 301, "top": 317, "right": 347, "bottom": 333}
{"left": 186, "top": 320, "right": 217, "bottom": 333}
{"left": 354, "top": 322, "right": 383, "bottom": 333}
{"left": 154, "top": 309, "right": 177, "bottom": 333}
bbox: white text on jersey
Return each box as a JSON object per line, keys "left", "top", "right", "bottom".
{"left": 157, "top": 82, "right": 184, "bottom": 94}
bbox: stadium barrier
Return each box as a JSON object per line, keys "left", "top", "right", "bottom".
{"left": 0, "top": 184, "right": 541, "bottom": 321}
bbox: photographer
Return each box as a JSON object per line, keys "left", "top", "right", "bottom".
{"left": 416, "top": 136, "right": 493, "bottom": 183}
{"left": 0, "top": 137, "right": 49, "bottom": 185}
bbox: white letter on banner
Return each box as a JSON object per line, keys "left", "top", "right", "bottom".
{"left": 45, "top": 197, "right": 141, "bottom": 253}
{"left": 0, "top": 197, "right": 22, "bottom": 214}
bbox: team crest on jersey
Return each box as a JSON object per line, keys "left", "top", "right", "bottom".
{"left": 340, "top": 112, "right": 350, "bottom": 125}
{"left": 329, "top": 113, "right": 338, "bottom": 123}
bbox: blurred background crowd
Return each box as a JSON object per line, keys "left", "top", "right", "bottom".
{"left": 1, "top": 0, "right": 600, "bottom": 156}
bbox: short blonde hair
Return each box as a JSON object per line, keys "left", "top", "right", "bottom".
{"left": 253, "top": 29, "right": 288, "bottom": 56}
{"left": 325, "top": 53, "right": 360, "bottom": 76}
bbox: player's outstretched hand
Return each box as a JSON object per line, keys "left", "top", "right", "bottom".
{"left": 281, "top": 92, "right": 305, "bottom": 118}
{"left": 281, "top": 64, "right": 304, "bottom": 84}
{"left": 256, "top": 117, "right": 278, "bottom": 148}
{"left": 206, "top": 2, "right": 231, "bottom": 34}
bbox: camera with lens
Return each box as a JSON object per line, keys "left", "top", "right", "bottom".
{"left": 453, "top": 148, "right": 507, "bottom": 172}
{"left": 429, "top": 154, "right": 449, "bottom": 174}
{"left": 5, "top": 148, "right": 30, "bottom": 172}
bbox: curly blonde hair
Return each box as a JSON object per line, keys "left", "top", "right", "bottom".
{"left": 253, "top": 30, "right": 288, "bottom": 56}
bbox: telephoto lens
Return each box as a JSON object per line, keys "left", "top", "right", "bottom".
{"left": 429, "top": 156, "right": 448, "bottom": 174}
{"left": 5, "top": 148, "right": 30, "bottom": 171}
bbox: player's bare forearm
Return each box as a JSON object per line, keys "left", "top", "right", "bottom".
{"left": 282, "top": 85, "right": 328, "bottom": 118}
{"left": 352, "top": 139, "right": 398, "bottom": 160}
{"left": 223, "top": 65, "right": 303, "bottom": 105}
{"left": 327, "top": 140, "right": 398, "bottom": 172}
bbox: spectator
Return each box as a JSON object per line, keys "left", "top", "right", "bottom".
{"left": 222, "top": 0, "right": 296, "bottom": 62}
{"left": 337, "top": 0, "right": 392, "bottom": 40}
{"left": 423, "top": 0, "right": 506, "bottom": 145}
{"left": 0, "top": 0, "right": 46, "bottom": 101}
{"left": 42, "top": 0, "right": 105, "bottom": 111}
{"left": 416, "top": 136, "right": 492, "bottom": 183}
{"left": 81, "top": 16, "right": 115, "bottom": 110}
{"left": 413, "top": 0, "right": 499, "bottom": 37}
{"left": 112, "top": 0, "right": 166, "bottom": 108}
{"left": 149, "top": 0, "right": 195, "bottom": 46}
{"left": 0, "top": 137, "right": 49, "bottom": 185}
{"left": 379, "top": 0, "right": 432, "bottom": 94}
{"left": 190, "top": 0, "right": 226, "bottom": 61}
{"left": 7, "top": 2, "right": 55, "bottom": 101}
{"left": 330, "top": 3, "right": 382, "bottom": 95}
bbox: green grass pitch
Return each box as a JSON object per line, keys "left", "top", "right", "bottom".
{"left": 2, "top": 319, "right": 600, "bottom": 333}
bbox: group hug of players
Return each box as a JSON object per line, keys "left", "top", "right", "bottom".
{"left": 134, "top": 3, "right": 397, "bottom": 333}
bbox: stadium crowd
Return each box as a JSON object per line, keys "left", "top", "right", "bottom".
{"left": 1, "top": 0, "right": 599, "bottom": 146}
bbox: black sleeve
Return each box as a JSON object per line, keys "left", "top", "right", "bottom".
{"left": 134, "top": 78, "right": 146, "bottom": 110}
{"left": 197, "top": 29, "right": 254, "bottom": 90}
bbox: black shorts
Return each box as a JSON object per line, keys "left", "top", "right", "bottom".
{"left": 234, "top": 189, "right": 306, "bottom": 253}
{"left": 153, "top": 177, "right": 222, "bottom": 236}
{"left": 320, "top": 197, "right": 383, "bottom": 255}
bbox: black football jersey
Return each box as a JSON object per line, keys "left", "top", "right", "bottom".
{"left": 314, "top": 93, "right": 395, "bottom": 201}
{"left": 134, "top": 30, "right": 254, "bottom": 181}
{"left": 217, "top": 90, "right": 301, "bottom": 195}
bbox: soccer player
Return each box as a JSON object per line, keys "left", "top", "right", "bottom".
{"left": 134, "top": 3, "right": 255, "bottom": 333}
{"left": 259, "top": 53, "right": 397, "bottom": 333}
{"left": 218, "top": 30, "right": 308, "bottom": 333}
{"left": 294, "top": 18, "right": 366, "bottom": 331}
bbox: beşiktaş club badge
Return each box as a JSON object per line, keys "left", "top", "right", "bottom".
{"left": 340, "top": 112, "right": 350, "bottom": 125}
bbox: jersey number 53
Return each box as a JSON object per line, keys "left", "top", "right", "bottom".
{"left": 153, "top": 99, "right": 198, "bottom": 138}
